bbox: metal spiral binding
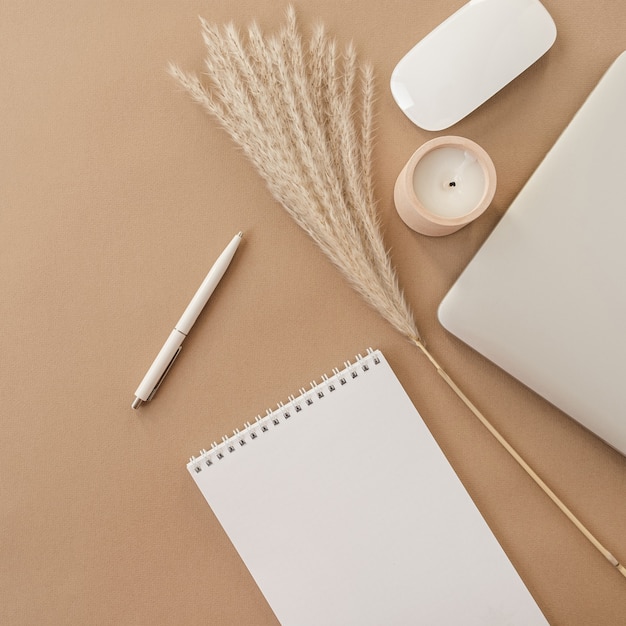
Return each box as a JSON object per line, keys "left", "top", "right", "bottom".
{"left": 188, "top": 348, "right": 381, "bottom": 474}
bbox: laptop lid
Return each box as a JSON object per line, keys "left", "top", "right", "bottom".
{"left": 438, "top": 52, "right": 626, "bottom": 456}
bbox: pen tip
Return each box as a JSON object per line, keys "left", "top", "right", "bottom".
{"left": 132, "top": 397, "right": 143, "bottom": 410}
{"left": 237, "top": 231, "right": 243, "bottom": 237}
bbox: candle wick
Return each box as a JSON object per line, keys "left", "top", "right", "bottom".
{"left": 449, "top": 181, "right": 456, "bottom": 187}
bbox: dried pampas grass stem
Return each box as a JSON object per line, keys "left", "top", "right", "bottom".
{"left": 170, "top": 7, "right": 625, "bottom": 579}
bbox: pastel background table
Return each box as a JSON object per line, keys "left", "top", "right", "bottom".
{"left": 2, "top": 1, "right": 625, "bottom": 624}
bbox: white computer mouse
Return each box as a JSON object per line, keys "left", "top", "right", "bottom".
{"left": 390, "top": 0, "right": 557, "bottom": 131}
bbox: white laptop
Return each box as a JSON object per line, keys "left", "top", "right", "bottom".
{"left": 438, "top": 51, "right": 626, "bottom": 456}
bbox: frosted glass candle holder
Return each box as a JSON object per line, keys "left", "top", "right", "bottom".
{"left": 394, "top": 136, "right": 496, "bottom": 236}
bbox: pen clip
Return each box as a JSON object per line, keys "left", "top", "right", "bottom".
{"left": 147, "top": 345, "right": 182, "bottom": 401}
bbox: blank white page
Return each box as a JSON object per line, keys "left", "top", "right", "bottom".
{"left": 188, "top": 350, "right": 547, "bottom": 625}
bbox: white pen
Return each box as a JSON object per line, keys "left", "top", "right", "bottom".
{"left": 131, "top": 231, "right": 243, "bottom": 409}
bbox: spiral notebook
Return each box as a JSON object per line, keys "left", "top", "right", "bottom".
{"left": 187, "top": 349, "right": 547, "bottom": 625}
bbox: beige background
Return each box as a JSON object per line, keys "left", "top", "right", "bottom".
{"left": 2, "top": 1, "right": 626, "bottom": 624}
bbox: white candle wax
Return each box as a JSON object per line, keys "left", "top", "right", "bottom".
{"left": 412, "top": 146, "right": 485, "bottom": 218}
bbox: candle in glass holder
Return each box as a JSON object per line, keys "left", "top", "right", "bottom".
{"left": 394, "top": 136, "right": 496, "bottom": 236}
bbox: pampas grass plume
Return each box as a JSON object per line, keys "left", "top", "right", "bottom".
{"left": 168, "top": 6, "right": 420, "bottom": 344}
